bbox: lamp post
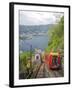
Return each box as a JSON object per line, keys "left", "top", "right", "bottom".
{"left": 25, "top": 42, "right": 33, "bottom": 73}
{"left": 30, "top": 45, "right": 32, "bottom": 72}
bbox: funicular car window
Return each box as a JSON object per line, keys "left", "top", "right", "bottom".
{"left": 52, "top": 56, "right": 58, "bottom": 65}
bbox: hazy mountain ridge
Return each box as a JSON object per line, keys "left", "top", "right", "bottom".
{"left": 19, "top": 24, "right": 53, "bottom": 35}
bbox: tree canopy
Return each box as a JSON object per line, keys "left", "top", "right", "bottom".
{"left": 45, "top": 16, "right": 64, "bottom": 53}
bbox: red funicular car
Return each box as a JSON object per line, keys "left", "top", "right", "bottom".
{"left": 45, "top": 52, "right": 61, "bottom": 70}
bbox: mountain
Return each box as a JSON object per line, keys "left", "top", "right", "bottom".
{"left": 19, "top": 24, "right": 53, "bottom": 35}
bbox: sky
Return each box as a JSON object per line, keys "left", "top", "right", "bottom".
{"left": 19, "top": 11, "right": 64, "bottom": 25}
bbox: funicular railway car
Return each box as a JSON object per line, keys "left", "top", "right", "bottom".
{"left": 48, "top": 52, "right": 61, "bottom": 69}
{"left": 45, "top": 52, "right": 61, "bottom": 70}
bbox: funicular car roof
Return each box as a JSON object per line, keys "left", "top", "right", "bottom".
{"left": 50, "top": 52, "right": 59, "bottom": 56}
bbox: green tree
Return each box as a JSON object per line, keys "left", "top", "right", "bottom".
{"left": 45, "top": 16, "right": 64, "bottom": 53}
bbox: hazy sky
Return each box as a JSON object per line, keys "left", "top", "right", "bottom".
{"left": 19, "top": 11, "right": 64, "bottom": 25}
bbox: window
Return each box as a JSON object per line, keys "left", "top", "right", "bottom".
{"left": 52, "top": 56, "right": 58, "bottom": 65}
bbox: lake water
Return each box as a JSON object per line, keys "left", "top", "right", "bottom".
{"left": 19, "top": 35, "right": 48, "bottom": 52}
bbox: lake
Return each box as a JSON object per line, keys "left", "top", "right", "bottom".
{"left": 19, "top": 35, "right": 48, "bottom": 52}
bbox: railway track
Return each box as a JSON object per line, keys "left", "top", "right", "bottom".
{"left": 26, "top": 63, "right": 42, "bottom": 79}
{"left": 31, "top": 63, "right": 64, "bottom": 78}
{"left": 26, "top": 61, "right": 64, "bottom": 79}
{"left": 36, "top": 63, "right": 45, "bottom": 78}
{"left": 44, "top": 63, "right": 64, "bottom": 78}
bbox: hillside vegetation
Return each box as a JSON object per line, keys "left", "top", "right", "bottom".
{"left": 45, "top": 16, "right": 64, "bottom": 54}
